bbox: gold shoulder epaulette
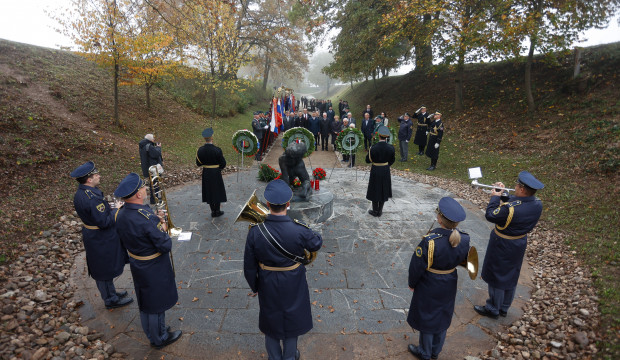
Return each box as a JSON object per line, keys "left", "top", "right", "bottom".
{"left": 508, "top": 200, "right": 522, "bottom": 207}
{"left": 138, "top": 209, "right": 152, "bottom": 219}
{"left": 84, "top": 190, "right": 94, "bottom": 199}
{"left": 293, "top": 219, "right": 310, "bottom": 228}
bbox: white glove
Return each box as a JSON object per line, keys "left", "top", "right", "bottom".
{"left": 425, "top": 131, "right": 428, "bottom": 136}
{"left": 263, "top": 125, "right": 269, "bottom": 129}
{"left": 406, "top": 140, "right": 409, "bottom": 143}
{"left": 434, "top": 143, "right": 439, "bottom": 149}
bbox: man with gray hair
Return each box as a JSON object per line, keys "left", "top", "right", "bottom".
{"left": 139, "top": 134, "right": 163, "bottom": 204}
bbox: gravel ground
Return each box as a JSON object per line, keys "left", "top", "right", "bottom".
{"left": 0, "top": 167, "right": 600, "bottom": 360}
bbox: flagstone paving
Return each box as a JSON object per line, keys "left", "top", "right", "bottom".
{"left": 73, "top": 169, "right": 533, "bottom": 359}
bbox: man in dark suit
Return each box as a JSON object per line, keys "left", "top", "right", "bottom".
{"left": 282, "top": 111, "right": 294, "bottom": 132}
{"left": 326, "top": 106, "right": 336, "bottom": 121}
{"left": 301, "top": 108, "right": 311, "bottom": 130}
{"left": 362, "top": 104, "right": 374, "bottom": 120}
{"left": 309, "top": 111, "right": 321, "bottom": 149}
{"left": 365, "top": 126, "right": 396, "bottom": 217}
{"left": 252, "top": 112, "right": 267, "bottom": 161}
{"left": 319, "top": 112, "right": 332, "bottom": 151}
{"left": 244, "top": 180, "right": 323, "bottom": 360}
{"left": 196, "top": 127, "right": 227, "bottom": 217}
{"left": 361, "top": 112, "right": 373, "bottom": 151}
{"left": 71, "top": 161, "right": 133, "bottom": 310}
{"left": 114, "top": 173, "right": 182, "bottom": 349}
{"left": 474, "top": 171, "right": 544, "bottom": 319}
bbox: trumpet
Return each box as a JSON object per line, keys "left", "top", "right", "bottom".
{"left": 471, "top": 179, "right": 514, "bottom": 193}
{"left": 148, "top": 165, "right": 180, "bottom": 273}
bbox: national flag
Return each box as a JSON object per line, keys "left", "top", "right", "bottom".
{"left": 276, "top": 99, "right": 283, "bottom": 129}
{"left": 270, "top": 98, "right": 278, "bottom": 134}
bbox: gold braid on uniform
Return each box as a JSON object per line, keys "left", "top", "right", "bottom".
{"left": 426, "top": 240, "right": 435, "bottom": 270}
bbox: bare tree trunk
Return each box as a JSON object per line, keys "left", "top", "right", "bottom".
{"left": 145, "top": 83, "right": 151, "bottom": 110}
{"left": 455, "top": 56, "right": 464, "bottom": 112}
{"left": 573, "top": 47, "right": 582, "bottom": 79}
{"left": 262, "top": 55, "right": 271, "bottom": 91}
{"left": 525, "top": 37, "right": 536, "bottom": 113}
{"left": 415, "top": 14, "right": 433, "bottom": 72}
{"left": 211, "top": 85, "right": 217, "bottom": 116}
{"left": 113, "top": 61, "right": 120, "bottom": 126}
{"left": 326, "top": 77, "right": 331, "bottom": 97}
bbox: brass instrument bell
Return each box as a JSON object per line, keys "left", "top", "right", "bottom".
{"left": 460, "top": 246, "right": 479, "bottom": 280}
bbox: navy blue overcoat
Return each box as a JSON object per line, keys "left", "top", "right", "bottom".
{"left": 481, "top": 195, "right": 542, "bottom": 289}
{"left": 115, "top": 203, "right": 178, "bottom": 314}
{"left": 73, "top": 184, "right": 127, "bottom": 281}
{"left": 407, "top": 228, "right": 470, "bottom": 333}
{"left": 244, "top": 214, "right": 323, "bottom": 340}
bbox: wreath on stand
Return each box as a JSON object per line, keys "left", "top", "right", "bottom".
{"left": 281, "top": 127, "right": 315, "bottom": 157}
{"left": 335, "top": 127, "right": 364, "bottom": 155}
{"left": 371, "top": 126, "right": 398, "bottom": 145}
{"left": 232, "top": 130, "right": 259, "bottom": 157}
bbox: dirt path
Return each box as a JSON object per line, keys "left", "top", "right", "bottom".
{"left": 0, "top": 63, "right": 136, "bottom": 153}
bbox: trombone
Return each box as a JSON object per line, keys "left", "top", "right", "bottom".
{"left": 235, "top": 190, "right": 317, "bottom": 264}
{"left": 148, "top": 165, "right": 180, "bottom": 273}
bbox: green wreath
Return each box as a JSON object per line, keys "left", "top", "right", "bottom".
{"left": 335, "top": 127, "right": 364, "bottom": 155}
{"left": 372, "top": 126, "right": 398, "bottom": 145}
{"left": 281, "top": 127, "right": 315, "bottom": 157}
{"left": 232, "top": 129, "right": 259, "bottom": 157}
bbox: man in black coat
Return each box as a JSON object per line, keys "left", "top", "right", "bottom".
{"left": 330, "top": 116, "right": 343, "bottom": 151}
{"left": 252, "top": 112, "right": 268, "bottom": 161}
{"left": 282, "top": 111, "right": 294, "bottom": 132}
{"left": 195, "top": 128, "right": 227, "bottom": 217}
{"left": 319, "top": 112, "right": 332, "bottom": 151}
{"left": 398, "top": 113, "right": 413, "bottom": 162}
{"left": 244, "top": 180, "right": 323, "bottom": 360}
{"left": 365, "top": 126, "right": 396, "bottom": 217}
{"left": 301, "top": 108, "right": 311, "bottom": 129}
{"left": 413, "top": 106, "right": 430, "bottom": 155}
{"left": 362, "top": 104, "right": 374, "bottom": 120}
{"left": 139, "top": 134, "right": 163, "bottom": 204}
{"left": 361, "top": 112, "right": 374, "bottom": 151}
{"left": 425, "top": 112, "right": 444, "bottom": 171}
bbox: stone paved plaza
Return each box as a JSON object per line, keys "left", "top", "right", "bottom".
{"left": 72, "top": 169, "right": 533, "bottom": 359}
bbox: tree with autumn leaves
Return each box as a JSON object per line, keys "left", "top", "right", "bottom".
{"left": 301, "top": 0, "right": 618, "bottom": 112}
{"left": 55, "top": 0, "right": 310, "bottom": 124}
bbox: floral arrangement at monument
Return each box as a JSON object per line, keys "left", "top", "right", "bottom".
{"left": 292, "top": 177, "right": 302, "bottom": 188}
{"left": 257, "top": 164, "right": 281, "bottom": 182}
{"left": 232, "top": 129, "right": 259, "bottom": 157}
{"left": 281, "top": 127, "right": 315, "bottom": 157}
{"left": 312, "top": 167, "right": 326, "bottom": 180}
{"left": 335, "top": 127, "right": 364, "bottom": 155}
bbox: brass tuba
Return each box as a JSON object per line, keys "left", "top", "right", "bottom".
{"left": 460, "top": 246, "right": 479, "bottom": 280}
{"left": 148, "top": 165, "right": 181, "bottom": 272}
{"left": 235, "top": 190, "right": 317, "bottom": 264}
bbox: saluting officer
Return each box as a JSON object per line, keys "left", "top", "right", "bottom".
{"left": 196, "top": 127, "right": 227, "bottom": 218}
{"left": 71, "top": 161, "right": 133, "bottom": 309}
{"left": 413, "top": 106, "right": 430, "bottom": 155}
{"left": 114, "top": 173, "right": 182, "bottom": 349}
{"left": 474, "top": 171, "right": 544, "bottom": 319}
{"left": 243, "top": 180, "right": 323, "bottom": 360}
{"left": 425, "top": 112, "right": 444, "bottom": 171}
{"left": 365, "top": 126, "right": 396, "bottom": 217}
{"left": 407, "top": 197, "right": 470, "bottom": 360}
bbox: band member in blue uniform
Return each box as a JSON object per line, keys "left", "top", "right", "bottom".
{"left": 243, "top": 180, "right": 323, "bottom": 360}
{"left": 425, "top": 112, "right": 444, "bottom": 171}
{"left": 114, "top": 173, "right": 182, "bottom": 349}
{"left": 196, "top": 127, "right": 227, "bottom": 218}
{"left": 365, "top": 126, "right": 396, "bottom": 217}
{"left": 474, "top": 171, "right": 544, "bottom": 319}
{"left": 71, "top": 161, "right": 133, "bottom": 309}
{"left": 407, "top": 197, "right": 470, "bottom": 360}
{"left": 413, "top": 106, "right": 430, "bottom": 155}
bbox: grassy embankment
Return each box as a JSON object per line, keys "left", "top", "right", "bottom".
{"left": 331, "top": 43, "right": 619, "bottom": 358}
{"left": 0, "top": 39, "right": 269, "bottom": 263}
